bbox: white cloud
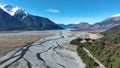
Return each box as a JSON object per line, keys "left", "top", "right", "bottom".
{"left": 47, "top": 9, "right": 60, "bottom": 13}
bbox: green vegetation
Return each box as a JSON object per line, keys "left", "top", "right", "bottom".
{"left": 70, "top": 25, "right": 120, "bottom": 68}
{"left": 101, "top": 25, "right": 120, "bottom": 44}
{"left": 70, "top": 38, "right": 98, "bottom": 68}
{"left": 82, "top": 41, "right": 120, "bottom": 68}
{"left": 70, "top": 38, "right": 82, "bottom": 45}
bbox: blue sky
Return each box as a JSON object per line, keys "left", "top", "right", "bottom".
{"left": 0, "top": 0, "right": 120, "bottom": 24}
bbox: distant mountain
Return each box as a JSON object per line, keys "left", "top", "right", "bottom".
{"left": 69, "top": 14, "right": 120, "bottom": 31}
{"left": 93, "top": 14, "right": 120, "bottom": 30}
{"left": 0, "top": 4, "right": 63, "bottom": 30}
{"left": 70, "top": 22, "right": 94, "bottom": 31}
{"left": 58, "top": 24, "right": 75, "bottom": 28}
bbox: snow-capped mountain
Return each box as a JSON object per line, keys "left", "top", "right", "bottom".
{"left": 0, "top": 8, "right": 26, "bottom": 30}
{"left": 0, "top": 4, "right": 28, "bottom": 16}
{"left": 0, "top": 4, "right": 63, "bottom": 30}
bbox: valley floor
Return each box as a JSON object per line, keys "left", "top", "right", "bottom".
{"left": 0, "top": 30, "right": 95, "bottom": 68}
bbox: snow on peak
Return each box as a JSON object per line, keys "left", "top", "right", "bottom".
{"left": 111, "top": 14, "right": 120, "bottom": 17}
{"left": 0, "top": 4, "right": 28, "bottom": 16}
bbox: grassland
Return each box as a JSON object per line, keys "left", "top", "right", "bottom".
{"left": 0, "top": 31, "right": 51, "bottom": 57}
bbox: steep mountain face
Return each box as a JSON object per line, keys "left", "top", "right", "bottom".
{"left": 0, "top": 8, "right": 26, "bottom": 30}
{"left": 0, "top": 4, "right": 63, "bottom": 30}
{"left": 15, "top": 14, "right": 63, "bottom": 30}
{"left": 70, "top": 22, "right": 93, "bottom": 30}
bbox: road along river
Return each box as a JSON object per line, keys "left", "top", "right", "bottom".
{"left": 0, "top": 30, "right": 85, "bottom": 68}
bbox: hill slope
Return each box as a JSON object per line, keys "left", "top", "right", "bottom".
{"left": 70, "top": 25, "right": 120, "bottom": 68}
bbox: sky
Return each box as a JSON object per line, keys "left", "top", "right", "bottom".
{"left": 0, "top": 0, "right": 120, "bottom": 24}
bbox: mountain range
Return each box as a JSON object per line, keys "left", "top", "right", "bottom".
{"left": 0, "top": 4, "right": 63, "bottom": 30}
{"left": 59, "top": 14, "right": 120, "bottom": 31}
{"left": 0, "top": 4, "right": 120, "bottom": 31}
